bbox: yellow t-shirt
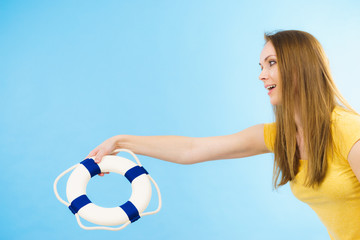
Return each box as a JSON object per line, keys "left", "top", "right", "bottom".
{"left": 263, "top": 106, "right": 360, "bottom": 240}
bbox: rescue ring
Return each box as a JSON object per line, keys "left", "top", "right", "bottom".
{"left": 54, "top": 149, "right": 162, "bottom": 231}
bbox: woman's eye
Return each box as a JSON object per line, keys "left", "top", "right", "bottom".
{"left": 269, "top": 60, "right": 276, "bottom": 66}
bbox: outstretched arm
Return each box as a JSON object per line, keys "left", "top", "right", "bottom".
{"left": 85, "top": 123, "right": 270, "bottom": 166}
{"left": 190, "top": 123, "right": 270, "bottom": 164}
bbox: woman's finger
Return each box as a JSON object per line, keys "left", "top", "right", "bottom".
{"left": 86, "top": 148, "right": 99, "bottom": 159}
{"left": 95, "top": 150, "right": 104, "bottom": 163}
{"left": 98, "top": 172, "right": 110, "bottom": 177}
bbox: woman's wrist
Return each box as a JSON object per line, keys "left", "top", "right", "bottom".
{"left": 114, "top": 135, "right": 133, "bottom": 152}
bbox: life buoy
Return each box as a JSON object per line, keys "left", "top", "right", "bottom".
{"left": 54, "top": 149, "right": 161, "bottom": 231}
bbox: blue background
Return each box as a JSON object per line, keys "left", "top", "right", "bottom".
{"left": 1, "top": 0, "right": 360, "bottom": 239}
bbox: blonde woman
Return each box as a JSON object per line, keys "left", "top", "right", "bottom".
{"left": 86, "top": 30, "right": 360, "bottom": 240}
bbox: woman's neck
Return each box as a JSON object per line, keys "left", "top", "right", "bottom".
{"left": 294, "top": 111, "right": 303, "bottom": 135}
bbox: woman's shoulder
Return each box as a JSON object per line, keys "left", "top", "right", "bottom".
{"left": 331, "top": 105, "right": 360, "bottom": 161}
{"left": 332, "top": 105, "right": 360, "bottom": 125}
{"left": 263, "top": 122, "right": 276, "bottom": 152}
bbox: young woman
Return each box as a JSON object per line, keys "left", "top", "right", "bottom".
{"left": 86, "top": 30, "right": 360, "bottom": 240}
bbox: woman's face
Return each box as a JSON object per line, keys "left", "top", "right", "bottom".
{"left": 259, "top": 41, "right": 281, "bottom": 105}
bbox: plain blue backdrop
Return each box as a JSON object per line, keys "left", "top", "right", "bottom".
{"left": 1, "top": 0, "right": 359, "bottom": 239}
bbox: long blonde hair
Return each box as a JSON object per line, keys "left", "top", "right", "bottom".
{"left": 265, "top": 30, "right": 358, "bottom": 189}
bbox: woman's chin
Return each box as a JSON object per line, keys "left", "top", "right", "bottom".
{"left": 270, "top": 98, "right": 281, "bottom": 106}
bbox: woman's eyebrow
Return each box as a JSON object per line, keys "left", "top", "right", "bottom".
{"left": 259, "top": 54, "right": 277, "bottom": 66}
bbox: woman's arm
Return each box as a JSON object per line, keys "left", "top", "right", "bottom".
{"left": 348, "top": 140, "right": 360, "bottom": 183}
{"left": 86, "top": 124, "right": 270, "bottom": 165}
{"left": 190, "top": 123, "right": 270, "bottom": 164}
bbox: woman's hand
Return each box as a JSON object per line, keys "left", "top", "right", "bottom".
{"left": 85, "top": 136, "right": 120, "bottom": 176}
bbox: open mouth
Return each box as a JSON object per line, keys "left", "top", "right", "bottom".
{"left": 267, "top": 84, "right": 277, "bottom": 90}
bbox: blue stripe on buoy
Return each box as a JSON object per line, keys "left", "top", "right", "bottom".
{"left": 125, "top": 166, "right": 148, "bottom": 183}
{"left": 69, "top": 194, "right": 91, "bottom": 214}
{"left": 81, "top": 158, "right": 101, "bottom": 178}
{"left": 119, "top": 201, "right": 140, "bottom": 223}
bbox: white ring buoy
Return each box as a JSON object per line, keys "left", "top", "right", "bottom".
{"left": 54, "top": 149, "right": 162, "bottom": 231}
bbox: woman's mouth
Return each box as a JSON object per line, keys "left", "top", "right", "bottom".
{"left": 267, "top": 85, "right": 276, "bottom": 95}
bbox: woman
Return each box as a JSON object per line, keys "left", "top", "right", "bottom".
{"left": 86, "top": 30, "right": 360, "bottom": 240}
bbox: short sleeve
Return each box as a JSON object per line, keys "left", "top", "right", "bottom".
{"left": 264, "top": 122, "right": 276, "bottom": 153}
{"left": 332, "top": 110, "right": 360, "bottom": 160}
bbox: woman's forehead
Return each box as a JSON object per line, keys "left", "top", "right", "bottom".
{"left": 260, "top": 42, "right": 276, "bottom": 63}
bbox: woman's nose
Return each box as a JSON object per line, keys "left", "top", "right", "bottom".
{"left": 259, "top": 69, "right": 268, "bottom": 81}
